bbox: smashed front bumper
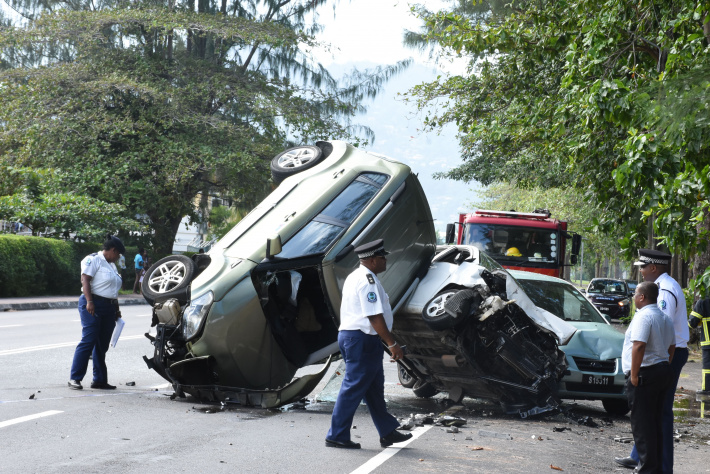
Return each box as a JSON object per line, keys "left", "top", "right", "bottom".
{"left": 143, "top": 325, "right": 332, "bottom": 408}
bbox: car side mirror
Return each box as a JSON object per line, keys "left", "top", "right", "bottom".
{"left": 445, "top": 223, "right": 456, "bottom": 245}
{"left": 266, "top": 234, "right": 282, "bottom": 259}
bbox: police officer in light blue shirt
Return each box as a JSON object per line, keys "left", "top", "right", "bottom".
{"left": 68, "top": 234, "right": 125, "bottom": 391}
{"left": 326, "top": 239, "right": 413, "bottom": 450}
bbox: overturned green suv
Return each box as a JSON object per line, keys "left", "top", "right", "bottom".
{"left": 143, "top": 141, "right": 575, "bottom": 413}
{"left": 142, "top": 141, "right": 438, "bottom": 406}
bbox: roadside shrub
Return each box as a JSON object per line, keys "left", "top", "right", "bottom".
{"left": 0, "top": 235, "right": 140, "bottom": 296}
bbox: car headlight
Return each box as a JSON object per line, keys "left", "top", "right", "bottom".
{"left": 618, "top": 299, "right": 630, "bottom": 307}
{"left": 183, "top": 291, "right": 214, "bottom": 340}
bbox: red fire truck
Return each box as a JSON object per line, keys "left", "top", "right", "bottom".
{"left": 445, "top": 209, "right": 581, "bottom": 278}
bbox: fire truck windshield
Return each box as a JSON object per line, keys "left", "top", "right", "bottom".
{"left": 462, "top": 223, "right": 560, "bottom": 265}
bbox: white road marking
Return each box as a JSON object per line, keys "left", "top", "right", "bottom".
{"left": 0, "top": 335, "right": 145, "bottom": 356}
{"left": 150, "top": 383, "right": 171, "bottom": 389}
{"left": 348, "top": 405, "right": 463, "bottom": 474}
{"left": 0, "top": 324, "right": 22, "bottom": 328}
{"left": 349, "top": 425, "right": 432, "bottom": 474}
{"left": 0, "top": 410, "right": 63, "bottom": 428}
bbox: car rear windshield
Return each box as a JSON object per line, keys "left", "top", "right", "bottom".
{"left": 279, "top": 173, "right": 389, "bottom": 258}
{"left": 587, "top": 279, "right": 628, "bottom": 295}
{"left": 516, "top": 279, "right": 607, "bottom": 324}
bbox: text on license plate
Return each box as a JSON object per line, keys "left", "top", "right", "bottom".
{"left": 582, "top": 375, "right": 613, "bottom": 386}
{"left": 598, "top": 306, "right": 609, "bottom": 311}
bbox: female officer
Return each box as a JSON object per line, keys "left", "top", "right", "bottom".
{"left": 68, "top": 234, "right": 125, "bottom": 390}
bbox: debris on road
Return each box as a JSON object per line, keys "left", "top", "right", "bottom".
{"left": 550, "top": 465, "right": 563, "bottom": 471}
{"left": 125, "top": 381, "right": 136, "bottom": 386}
{"left": 614, "top": 436, "right": 633, "bottom": 443}
{"left": 435, "top": 415, "right": 467, "bottom": 427}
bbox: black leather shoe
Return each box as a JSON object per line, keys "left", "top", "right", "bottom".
{"left": 90, "top": 382, "right": 116, "bottom": 390}
{"left": 67, "top": 380, "right": 83, "bottom": 390}
{"left": 380, "top": 429, "right": 413, "bottom": 447}
{"left": 325, "top": 439, "right": 361, "bottom": 449}
{"left": 614, "top": 457, "right": 638, "bottom": 469}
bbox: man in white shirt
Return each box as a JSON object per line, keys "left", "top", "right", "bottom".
{"left": 326, "top": 239, "right": 412, "bottom": 450}
{"left": 622, "top": 281, "right": 675, "bottom": 473}
{"left": 616, "top": 249, "right": 689, "bottom": 473}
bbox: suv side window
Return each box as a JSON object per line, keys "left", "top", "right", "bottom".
{"left": 279, "top": 173, "right": 389, "bottom": 258}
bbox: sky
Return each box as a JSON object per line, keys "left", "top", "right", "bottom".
{"left": 312, "top": 0, "right": 480, "bottom": 233}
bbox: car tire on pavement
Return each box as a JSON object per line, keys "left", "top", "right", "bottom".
{"left": 602, "top": 398, "right": 630, "bottom": 416}
{"left": 141, "top": 255, "right": 196, "bottom": 306}
{"left": 270, "top": 145, "right": 324, "bottom": 183}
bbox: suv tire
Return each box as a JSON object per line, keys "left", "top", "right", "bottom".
{"left": 270, "top": 145, "right": 324, "bottom": 183}
{"left": 141, "top": 255, "right": 196, "bottom": 306}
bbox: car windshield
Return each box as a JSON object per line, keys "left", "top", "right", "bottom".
{"left": 515, "top": 278, "right": 607, "bottom": 323}
{"left": 587, "top": 279, "right": 628, "bottom": 295}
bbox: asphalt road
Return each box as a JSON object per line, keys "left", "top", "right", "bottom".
{"left": 1, "top": 306, "right": 708, "bottom": 473}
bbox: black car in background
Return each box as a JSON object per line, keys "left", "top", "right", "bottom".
{"left": 625, "top": 280, "right": 638, "bottom": 297}
{"left": 585, "top": 278, "right": 631, "bottom": 320}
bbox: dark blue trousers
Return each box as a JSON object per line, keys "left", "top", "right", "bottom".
{"left": 70, "top": 294, "right": 117, "bottom": 384}
{"left": 327, "top": 330, "right": 400, "bottom": 442}
{"left": 629, "top": 347, "right": 688, "bottom": 473}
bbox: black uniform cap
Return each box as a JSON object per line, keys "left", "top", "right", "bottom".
{"left": 355, "top": 239, "right": 389, "bottom": 258}
{"left": 106, "top": 234, "right": 126, "bottom": 255}
{"left": 633, "top": 249, "right": 672, "bottom": 266}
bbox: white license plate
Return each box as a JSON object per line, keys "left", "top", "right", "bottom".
{"left": 582, "top": 375, "right": 613, "bottom": 386}
{"left": 598, "top": 306, "right": 609, "bottom": 311}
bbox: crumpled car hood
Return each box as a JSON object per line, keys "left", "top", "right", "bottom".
{"left": 404, "top": 261, "right": 576, "bottom": 345}
{"left": 561, "top": 322, "right": 624, "bottom": 360}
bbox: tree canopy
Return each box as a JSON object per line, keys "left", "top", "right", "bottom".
{"left": 409, "top": 0, "right": 710, "bottom": 286}
{"left": 0, "top": 0, "right": 407, "bottom": 254}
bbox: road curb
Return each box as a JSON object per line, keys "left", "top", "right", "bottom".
{"left": 0, "top": 298, "right": 148, "bottom": 312}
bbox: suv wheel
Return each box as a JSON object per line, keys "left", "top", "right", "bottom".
{"left": 270, "top": 145, "right": 324, "bottom": 183}
{"left": 141, "top": 255, "right": 196, "bottom": 306}
{"left": 398, "top": 365, "right": 416, "bottom": 388}
{"left": 412, "top": 380, "right": 439, "bottom": 398}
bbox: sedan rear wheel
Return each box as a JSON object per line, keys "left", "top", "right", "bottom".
{"left": 141, "top": 255, "right": 196, "bottom": 306}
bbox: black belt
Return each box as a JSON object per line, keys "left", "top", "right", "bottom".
{"left": 624, "top": 361, "right": 670, "bottom": 377}
{"left": 91, "top": 294, "right": 118, "bottom": 305}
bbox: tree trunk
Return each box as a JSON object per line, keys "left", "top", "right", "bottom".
{"left": 147, "top": 211, "right": 183, "bottom": 257}
{"left": 690, "top": 209, "right": 710, "bottom": 286}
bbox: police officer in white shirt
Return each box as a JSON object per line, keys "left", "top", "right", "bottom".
{"left": 68, "top": 234, "right": 125, "bottom": 391}
{"left": 615, "top": 249, "right": 689, "bottom": 472}
{"left": 326, "top": 239, "right": 413, "bottom": 450}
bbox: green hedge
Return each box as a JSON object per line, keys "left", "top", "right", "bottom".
{"left": 0, "top": 235, "right": 141, "bottom": 297}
